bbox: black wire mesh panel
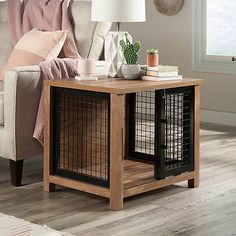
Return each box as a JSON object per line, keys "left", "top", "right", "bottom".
{"left": 128, "top": 87, "right": 194, "bottom": 179}
{"left": 53, "top": 88, "right": 110, "bottom": 187}
{"left": 156, "top": 87, "right": 194, "bottom": 179}
{"left": 128, "top": 91, "right": 156, "bottom": 163}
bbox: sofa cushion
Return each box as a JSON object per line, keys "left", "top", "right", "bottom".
{"left": 0, "top": 81, "right": 4, "bottom": 126}
{"left": 0, "top": 2, "right": 12, "bottom": 69}
{"left": 0, "top": 1, "right": 112, "bottom": 66}
{"left": 0, "top": 29, "right": 67, "bottom": 81}
{"left": 71, "top": 1, "right": 112, "bottom": 59}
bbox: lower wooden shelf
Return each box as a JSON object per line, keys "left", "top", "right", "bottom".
{"left": 123, "top": 160, "right": 195, "bottom": 198}
{"left": 48, "top": 159, "right": 195, "bottom": 200}
{"left": 123, "top": 160, "right": 154, "bottom": 189}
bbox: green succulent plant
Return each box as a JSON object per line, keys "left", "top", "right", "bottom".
{"left": 120, "top": 33, "right": 141, "bottom": 65}
{"left": 147, "top": 48, "right": 159, "bottom": 54}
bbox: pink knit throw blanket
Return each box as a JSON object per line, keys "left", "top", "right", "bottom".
{"left": 7, "top": 0, "right": 80, "bottom": 145}
{"left": 7, "top": 0, "right": 79, "bottom": 58}
{"left": 34, "top": 58, "right": 79, "bottom": 145}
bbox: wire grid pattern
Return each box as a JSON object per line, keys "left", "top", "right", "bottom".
{"left": 54, "top": 89, "right": 109, "bottom": 185}
{"left": 134, "top": 91, "right": 155, "bottom": 155}
{"left": 164, "top": 91, "right": 192, "bottom": 170}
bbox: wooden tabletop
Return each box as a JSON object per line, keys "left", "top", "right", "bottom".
{"left": 44, "top": 77, "right": 204, "bottom": 94}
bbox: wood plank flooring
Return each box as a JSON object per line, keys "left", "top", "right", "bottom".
{"left": 0, "top": 123, "right": 236, "bottom": 236}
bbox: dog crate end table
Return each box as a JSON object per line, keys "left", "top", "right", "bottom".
{"left": 44, "top": 77, "right": 203, "bottom": 210}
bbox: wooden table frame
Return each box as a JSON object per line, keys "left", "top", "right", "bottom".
{"left": 44, "top": 78, "right": 203, "bottom": 210}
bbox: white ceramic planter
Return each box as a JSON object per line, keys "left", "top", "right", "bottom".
{"left": 121, "top": 64, "right": 140, "bottom": 80}
{"left": 105, "top": 32, "right": 133, "bottom": 78}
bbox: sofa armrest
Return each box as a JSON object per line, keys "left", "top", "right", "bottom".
{"left": 2, "top": 66, "right": 43, "bottom": 161}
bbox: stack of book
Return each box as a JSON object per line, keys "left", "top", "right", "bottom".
{"left": 140, "top": 65, "right": 183, "bottom": 81}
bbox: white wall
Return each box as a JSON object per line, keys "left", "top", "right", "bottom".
{"left": 123, "top": 0, "right": 236, "bottom": 114}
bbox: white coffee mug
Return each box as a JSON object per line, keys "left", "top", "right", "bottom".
{"left": 77, "top": 59, "right": 95, "bottom": 77}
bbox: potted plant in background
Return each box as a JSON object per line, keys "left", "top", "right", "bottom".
{"left": 120, "top": 33, "right": 141, "bottom": 79}
{"left": 147, "top": 48, "right": 159, "bottom": 67}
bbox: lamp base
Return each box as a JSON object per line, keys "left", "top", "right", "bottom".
{"left": 105, "top": 31, "right": 132, "bottom": 78}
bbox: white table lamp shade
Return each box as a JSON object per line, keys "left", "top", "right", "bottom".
{"left": 91, "top": 0, "right": 146, "bottom": 77}
{"left": 91, "top": 0, "right": 146, "bottom": 22}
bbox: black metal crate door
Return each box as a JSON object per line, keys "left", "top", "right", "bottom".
{"left": 128, "top": 87, "right": 194, "bottom": 180}
{"left": 53, "top": 88, "right": 110, "bottom": 187}
{"left": 155, "top": 87, "right": 194, "bottom": 179}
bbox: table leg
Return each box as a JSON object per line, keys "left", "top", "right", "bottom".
{"left": 109, "top": 94, "right": 125, "bottom": 210}
{"left": 44, "top": 85, "right": 55, "bottom": 192}
{"left": 188, "top": 85, "right": 200, "bottom": 188}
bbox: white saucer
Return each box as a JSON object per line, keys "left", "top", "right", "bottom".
{"left": 75, "top": 76, "right": 98, "bottom": 81}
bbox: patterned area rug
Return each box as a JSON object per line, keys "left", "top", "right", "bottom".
{"left": 0, "top": 213, "right": 73, "bottom": 236}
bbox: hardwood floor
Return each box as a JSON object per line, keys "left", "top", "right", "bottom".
{"left": 0, "top": 123, "right": 236, "bottom": 236}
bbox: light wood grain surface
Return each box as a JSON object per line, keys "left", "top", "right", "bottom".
{"left": 44, "top": 78, "right": 204, "bottom": 94}
{"left": 0, "top": 123, "right": 235, "bottom": 236}
{"left": 44, "top": 85, "right": 55, "bottom": 193}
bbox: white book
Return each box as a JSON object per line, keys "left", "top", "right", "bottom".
{"left": 141, "top": 65, "right": 179, "bottom": 72}
{"left": 146, "top": 71, "right": 179, "bottom": 77}
{"left": 142, "top": 75, "right": 183, "bottom": 81}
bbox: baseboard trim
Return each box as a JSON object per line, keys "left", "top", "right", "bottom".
{"left": 201, "top": 110, "right": 236, "bottom": 127}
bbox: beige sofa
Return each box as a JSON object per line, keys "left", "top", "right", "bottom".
{"left": 0, "top": 1, "right": 112, "bottom": 186}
